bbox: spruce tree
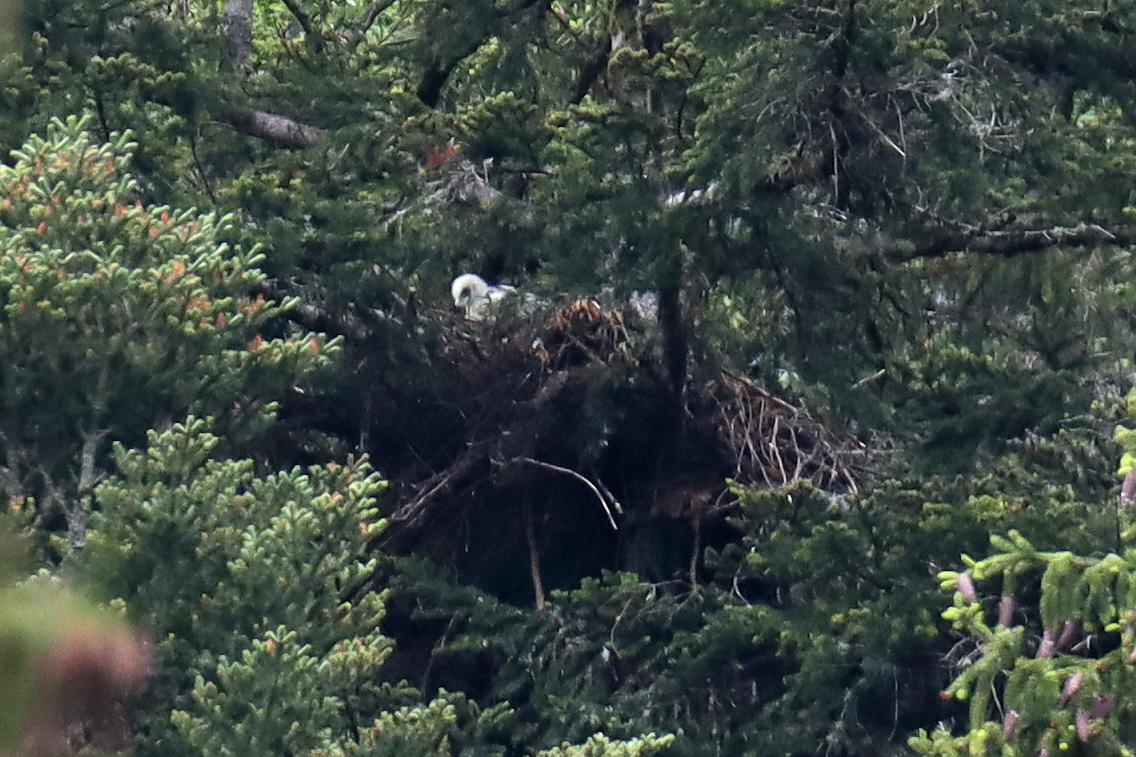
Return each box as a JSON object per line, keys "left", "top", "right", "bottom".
{"left": 911, "top": 390, "right": 1136, "bottom": 756}
{"left": 83, "top": 416, "right": 668, "bottom": 757}
{"left": 0, "top": 114, "right": 329, "bottom": 547}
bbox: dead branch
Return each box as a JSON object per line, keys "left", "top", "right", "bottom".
{"left": 713, "top": 370, "right": 865, "bottom": 492}
{"left": 593, "top": 474, "right": 623, "bottom": 515}
{"left": 424, "top": 160, "right": 502, "bottom": 207}
{"left": 392, "top": 441, "right": 491, "bottom": 533}
{"left": 215, "top": 106, "right": 327, "bottom": 148}
{"left": 518, "top": 457, "right": 618, "bottom": 530}
{"left": 889, "top": 222, "right": 1136, "bottom": 263}
{"left": 523, "top": 498, "right": 546, "bottom": 610}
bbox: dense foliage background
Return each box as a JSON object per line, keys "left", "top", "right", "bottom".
{"left": 5, "top": 0, "right": 1136, "bottom": 756}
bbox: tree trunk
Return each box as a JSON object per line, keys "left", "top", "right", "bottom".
{"left": 657, "top": 248, "right": 687, "bottom": 400}
{"left": 224, "top": 0, "right": 254, "bottom": 76}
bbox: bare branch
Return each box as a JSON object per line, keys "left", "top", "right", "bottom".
{"left": 352, "top": 0, "right": 397, "bottom": 43}
{"left": 68, "top": 428, "right": 108, "bottom": 550}
{"left": 216, "top": 107, "right": 327, "bottom": 148}
{"left": 279, "top": 0, "right": 322, "bottom": 53}
{"left": 889, "top": 222, "right": 1136, "bottom": 262}
{"left": 76, "top": 428, "right": 108, "bottom": 494}
{"left": 523, "top": 498, "right": 546, "bottom": 610}
{"left": 518, "top": 457, "right": 619, "bottom": 530}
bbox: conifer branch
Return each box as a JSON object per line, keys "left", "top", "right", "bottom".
{"left": 253, "top": 281, "right": 373, "bottom": 342}
{"left": 891, "top": 222, "right": 1136, "bottom": 262}
{"left": 359, "top": 0, "right": 396, "bottom": 33}
{"left": 146, "top": 89, "right": 328, "bottom": 148}
{"left": 279, "top": 0, "right": 313, "bottom": 36}
{"left": 280, "top": 0, "right": 322, "bottom": 53}
{"left": 215, "top": 106, "right": 327, "bottom": 148}
{"left": 346, "top": 0, "right": 397, "bottom": 46}
{"left": 415, "top": 0, "right": 548, "bottom": 107}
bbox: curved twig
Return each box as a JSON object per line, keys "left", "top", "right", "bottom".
{"left": 518, "top": 457, "right": 618, "bottom": 530}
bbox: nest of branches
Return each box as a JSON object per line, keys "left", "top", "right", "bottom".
{"left": 437, "top": 298, "right": 638, "bottom": 400}
{"left": 380, "top": 297, "right": 875, "bottom": 604}
{"left": 392, "top": 300, "right": 872, "bottom": 542}
{"left": 390, "top": 298, "right": 646, "bottom": 535}
{"left": 538, "top": 298, "right": 635, "bottom": 370}
{"left": 441, "top": 320, "right": 544, "bottom": 398}
{"left": 710, "top": 370, "right": 867, "bottom": 492}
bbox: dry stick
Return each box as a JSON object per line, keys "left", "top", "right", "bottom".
{"left": 519, "top": 457, "right": 618, "bottom": 530}
{"left": 523, "top": 498, "right": 546, "bottom": 611}
{"left": 737, "top": 402, "right": 765, "bottom": 485}
{"left": 785, "top": 423, "right": 804, "bottom": 482}
{"left": 744, "top": 427, "right": 764, "bottom": 483}
{"left": 689, "top": 515, "right": 702, "bottom": 591}
{"left": 770, "top": 416, "right": 789, "bottom": 484}
{"left": 400, "top": 469, "right": 457, "bottom": 527}
{"left": 420, "top": 615, "right": 455, "bottom": 692}
{"left": 736, "top": 397, "right": 755, "bottom": 465}
{"left": 724, "top": 369, "right": 799, "bottom": 414}
{"left": 852, "top": 368, "right": 887, "bottom": 389}
{"left": 753, "top": 404, "right": 775, "bottom": 487}
{"left": 399, "top": 442, "right": 486, "bottom": 525}
{"left": 730, "top": 405, "right": 750, "bottom": 472}
{"left": 593, "top": 475, "right": 624, "bottom": 515}
{"left": 893, "top": 96, "right": 907, "bottom": 156}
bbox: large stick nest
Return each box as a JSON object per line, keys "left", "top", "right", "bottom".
{"left": 381, "top": 298, "right": 873, "bottom": 576}
{"left": 388, "top": 298, "right": 643, "bottom": 537}
{"left": 709, "top": 371, "right": 868, "bottom": 493}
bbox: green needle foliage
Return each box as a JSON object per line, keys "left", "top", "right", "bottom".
{"left": 535, "top": 733, "right": 674, "bottom": 757}
{"left": 0, "top": 114, "right": 331, "bottom": 544}
{"left": 911, "top": 391, "right": 1136, "bottom": 756}
{"left": 8, "top": 1, "right": 1136, "bottom": 755}
{"left": 84, "top": 417, "right": 662, "bottom": 757}
{"left": 84, "top": 417, "right": 446, "bottom": 757}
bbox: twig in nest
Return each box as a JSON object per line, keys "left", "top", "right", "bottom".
{"left": 523, "top": 498, "right": 546, "bottom": 610}
{"left": 395, "top": 441, "right": 488, "bottom": 531}
{"left": 593, "top": 474, "right": 623, "bottom": 514}
{"left": 518, "top": 457, "right": 619, "bottom": 529}
{"left": 714, "top": 369, "right": 864, "bottom": 491}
